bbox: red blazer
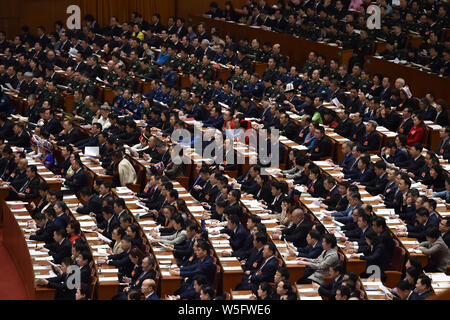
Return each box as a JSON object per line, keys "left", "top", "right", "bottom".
{"left": 406, "top": 125, "right": 425, "bottom": 146}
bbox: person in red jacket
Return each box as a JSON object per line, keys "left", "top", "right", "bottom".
{"left": 407, "top": 114, "right": 426, "bottom": 147}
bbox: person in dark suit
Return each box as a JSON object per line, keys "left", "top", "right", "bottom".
{"left": 381, "top": 140, "right": 408, "bottom": 167}
{"left": 371, "top": 217, "right": 395, "bottom": 263}
{"left": 7, "top": 123, "right": 30, "bottom": 148}
{"left": 350, "top": 156, "right": 376, "bottom": 185}
{"left": 236, "top": 243, "right": 279, "bottom": 293}
{"left": 307, "top": 167, "right": 327, "bottom": 198}
{"left": 64, "top": 159, "right": 88, "bottom": 193}
{"left": 378, "top": 104, "right": 402, "bottom": 132}
{"left": 218, "top": 214, "right": 249, "bottom": 252}
{"left": 267, "top": 181, "right": 286, "bottom": 214}
{"left": 361, "top": 121, "right": 380, "bottom": 152}
{"left": 273, "top": 207, "right": 312, "bottom": 248}
{"left": 116, "top": 256, "right": 157, "bottom": 299}
{"left": 293, "top": 230, "right": 323, "bottom": 259}
{"left": 440, "top": 217, "right": 450, "bottom": 249}
{"left": 8, "top": 165, "right": 40, "bottom": 201}
{"left": 173, "top": 222, "right": 199, "bottom": 265}
{"left": 434, "top": 99, "right": 449, "bottom": 127}
{"left": 0, "top": 112, "right": 14, "bottom": 139}
{"left": 379, "top": 77, "right": 392, "bottom": 100}
{"left": 76, "top": 187, "right": 102, "bottom": 216}
{"left": 28, "top": 213, "right": 56, "bottom": 245}
{"left": 55, "top": 119, "right": 80, "bottom": 145}
{"left": 398, "top": 143, "right": 426, "bottom": 179}
{"left": 142, "top": 279, "right": 159, "bottom": 300}
{"left": 75, "top": 123, "right": 101, "bottom": 149}
{"left": 397, "top": 107, "right": 414, "bottom": 136}
{"left": 409, "top": 275, "right": 433, "bottom": 300}
{"left": 97, "top": 206, "right": 120, "bottom": 240}
{"left": 241, "top": 232, "right": 267, "bottom": 273}
{"left": 334, "top": 110, "right": 354, "bottom": 139}
{"left": 228, "top": 214, "right": 261, "bottom": 259}
{"left": 307, "top": 127, "right": 332, "bottom": 160}
{"left": 279, "top": 112, "right": 298, "bottom": 142}
{"left": 352, "top": 230, "right": 390, "bottom": 272}
{"left": 435, "top": 126, "right": 450, "bottom": 158}
{"left": 317, "top": 263, "right": 344, "bottom": 300}
{"left": 98, "top": 236, "right": 135, "bottom": 279}
{"left": 38, "top": 229, "right": 72, "bottom": 264}
{"left": 322, "top": 177, "right": 341, "bottom": 210}
{"left": 365, "top": 161, "right": 388, "bottom": 195}
{"left": 171, "top": 240, "right": 217, "bottom": 292}
{"left": 339, "top": 141, "right": 355, "bottom": 173}
{"left": 349, "top": 112, "right": 365, "bottom": 144}
{"left": 402, "top": 208, "right": 439, "bottom": 242}
{"left": 35, "top": 257, "right": 76, "bottom": 300}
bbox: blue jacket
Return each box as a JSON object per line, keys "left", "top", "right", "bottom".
{"left": 220, "top": 224, "right": 249, "bottom": 252}
{"left": 297, "top": 241, "right": 323, "bottom": 259}
{"left": 250, "top": 256, "right": 278, "bottom": 284}
{"left": 180, "top": 255, "right": 216, "bottom": 284}
{"left": 333, "top": 202, "right": 362, "bottom": 224}
{"left": 203, "top": 114, "right": 224, "bottom": 129}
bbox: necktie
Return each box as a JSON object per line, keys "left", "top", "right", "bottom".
{"left": 19, "top": 179, "right": 31, "bottom": 193}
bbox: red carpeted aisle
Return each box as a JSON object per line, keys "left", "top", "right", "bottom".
{"left": 0, "top": 229, "right": 28, "bottom": 299}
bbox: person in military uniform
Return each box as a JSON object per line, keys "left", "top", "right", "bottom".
{"left": 160, "top": 62, "right": 177, "bottom": 87}
{"left": 46, "top": 81, "right": 62, "bottom": 108}
{"left": 197, "top": 55, "right": 214, "bottom": 82}
{"left": 270, "top": 44, "right": 287, "bottom": 67}
{"left": 166, "top": 46, "right": 180, "bottom": 68}
{"left": 358, "top": 69, "right": 373, "bottom": 95}
{"left": 301, "top": 51, "right": 318, "bottom": 74}
{"left": 103, "top": 60, "right": 118, "bottom": 86}
{"left": 336, "top": 23, "right": 360, "bottom": 51}
{"left": 134, "top": 58, "right": 159, "bottom": 81}
{"left": 114, "top": 64, "right": 135, "bottom": 92}
{"left": 187, "top": 54, "right": 201, "bottom": 76}
{"left": 307, "top": 69, "right": 322, "bottom": 95}
{"left": 262, "top": 76, "right": 280, "bottom": 100}
{"left": 71, "top": 89, "right": 85, "bottom": 116}
{"left": 168, "top": 85, "right": 184, "bottom": 109}
{"left": 262, "top": 57, "right": 279, "bottom": 84}
{"left": 197, "top": 77, "right": 213, "bottom": 103}
{"left": 127, "top": 50, "right": 142, "bottom": 75}
{"left": 211, "top": 79, "right": 224, "bottom": 101}
{"left": 242, "top": 72, "right": 264, "bottom": 99}
{"left": 76, "top": 95, "right": 96, "bottom": 123}
{"left": 249, "top": 39, "right": 265, "bottom": 62}
{"left": 112, "top": 86, "right": 126, "bottom": 113}
{"left": 128, "top": 93, "right": 144, "bottom": 120}
{"left": 230, "top": 85, "right": 243, "bottom": 112}
{"left": 176, "top": 49, "right": 191, "bottom": 74}
{"left": 227, "top": 65, "right": 245, "bottom": 89}
{"left": 153, "top": 83, "right": 171, "bottom": 105}
{"left": 218, "top": 82, "right": 235, "bottom": 106}
{"left": 33, "top": 76, "right": 50, "bottom": 107}
{"left": 79, "top": 71, "right": 98, "bottom": 98}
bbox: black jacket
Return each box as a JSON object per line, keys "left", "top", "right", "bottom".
{"left": 281, "top": 219, "right": 313, "bottom": 248}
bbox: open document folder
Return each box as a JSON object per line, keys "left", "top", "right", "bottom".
{"left": 84, "top": 146, "right": 99, "bottom": 157}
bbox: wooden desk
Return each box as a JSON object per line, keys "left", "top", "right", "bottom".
{"left": 191, "top": 15, "right": 353, "bottom": 67}
{"left": 364, "top": 56, "right": 450, "bottom": 103}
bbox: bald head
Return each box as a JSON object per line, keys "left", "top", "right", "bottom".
{"left": 141, "top": 279, "right": 156, "bottom": 296}
{"left": 18, "top": 158, "right": 28, "bottom": 171}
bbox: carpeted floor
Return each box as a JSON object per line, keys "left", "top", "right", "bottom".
{"left": 0, "top": 229, "right": 28, "bottom": 299}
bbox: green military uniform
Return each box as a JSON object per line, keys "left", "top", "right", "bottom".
{"left": 47, "top": 89, "right": 63, "bottom": 108}
{"left": 197, "top": 63, "right": 214, "bottom": 82}
{"left": 198, "top": 84, "right": 213, "bottom": 101}
{"left": 81, "top": 78, "right": 98, "bottom": 98}
{"left": 228, "top": 74, "right": 245, "bottom": 88}
{"left": 263, "top": 67, "right": 279, "bottom": 84}
{"left": 358, "top": 79, "right": 373, "bottom": 94}
{"left": 271, "top": 53, "right": 287, "bottom": 67}
{"left": 167, "top": 55, "right": 180, "bottom": 69}
{"left": 104, "top": 70, "right": 118, "bottom": 86}
{"left": 301, "top": 61, "right": 318, "bottom": 75}
{"left": 117, "top": 75, "right": 135, "bottom": 91}
{"left": 169, "top": 94, "right": 183, "bottom": 108}
{"left": 250, "top": 48, "right": 265, "bottom": 62}
{"left": 307, "top": 80, "right": 322, "bottom": 95}
{"left": 190, "top": 81, "right": 201, "bottom": 94}
{"left": 264, "top": 85, "right": 281, "bottom": 99}
{"left": 34, "top": 86, "right": 50, "bottom": 106}
{"left": 128, "top": 59, "right": 141, "bottom": 74}
{"left": 188, "top": 61, "right": 201, "bottom": 76}
{"left": 79, "top": 108, "right": 95, "bottom": 123}
{"left": 135, "top": 64, "right": 159, "bottom": 80}
{"left": 72, "top": 100, "right": 86, "bottom": 116}
{"left": 176, "top": 57, "right": 191, "bottom": 74}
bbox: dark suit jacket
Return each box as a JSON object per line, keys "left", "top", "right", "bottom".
{"left": 297, "top": 241, "right": 323, "bottom": 259}
{"left": 65, "top": 168, "right": 88, "bottom": 193}
{"left": 407, "top": 218, "right": 439, "bottom": 242}
{"left": 99, "top": 214, "right": 120, "bottom": 239}
{"left": 282, "top": 219, "right": 313, "bottom": 248}
{"left": 44, "top": 238, "right": 72, "bottom": 264}
{"left": 243, "top": 247, "right": 264, "bottom": 272}
{"left": 361, "top": 131, "right": 380, "bottom": 152}
{"left": 46, "top": 273, "right": 76, "bottom": 300}
{"left": 221, "top": 224, "right": 249, "bottom": 252}
{"left": 8, "top": 131, "right": 30, "bottom": 148}
{"left": 365, "top": 172, "right": 388, "bottom": 195}
{"left": 250, "top": 256, "right": 278, "bottom": 285}
{"left": 360, "top": 242, "right": 390, "bottom": 271}
{"left": 318, "top": 274, "right": 344, "bottom": 300}
{"left": 76, "top": 196, "right": 102, "bottom": 215}
{"left": 323, "top": 186, "right": 341, "bottom": 209}
{"left": 309, "top": 136, "right": 332, "bottom": 160}
{"left": 398, "top": 155, "right": 426, "bottom": 178}
{"left": 107, "top": 248, "right": 135, "bottom": 277}
{"left": 398, "top": 118, "right": 413, "bottom": 136}
{"left": 30, "top": 220, "right": 56, "bottom": 245}
{"left": 180, "top": 255, "right": 216, "bottom": 284}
